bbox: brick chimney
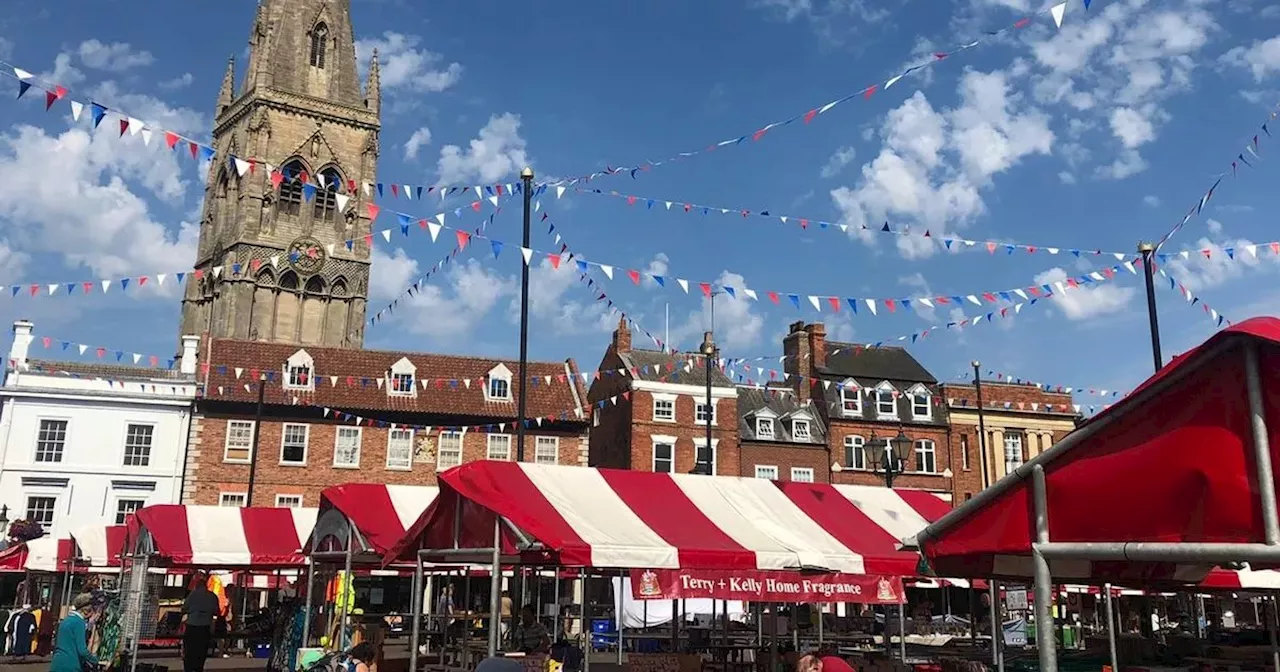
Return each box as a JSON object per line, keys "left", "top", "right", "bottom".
{"left": 611, "top": 316, "right": 631, "bottom": 354}
{"left": 807, "top": 322, "right": 827, "bottom": 371}
{"left": 783, "top": 321, "right": 811, "bottom": 402}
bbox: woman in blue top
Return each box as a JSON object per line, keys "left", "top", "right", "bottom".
{"left": 50, "top": 594, "right": 99, "bottom": 672}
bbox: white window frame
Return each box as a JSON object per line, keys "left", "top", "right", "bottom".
{"left": 755, "top": 464, "right": 779, "bottom": 480}
{"left": 224, "top": 420, "right": 255, "bottom": 464}
{"left": 908, "top": 384, "right": 933, "bottom": 420}
{"left": 651, "top": 435, "right": 676, "bottom": 473}
{"left": 34, "top": 417, "right": 70, "bottom": 463}
{"left": 1004, "top": 432, "right": 1024, "bottom": 473}
{"left": 113, "top": 498, "right": 145, "bottom": 525}
{"left": 652, "top": 393, "right": 676, "bottom": 423}
{"left": 960, "top": 434, "right": 970, "bottom": 471}
{"left": 333, "top": 426, "right": 362, "bottom": 468}
{"left": 274, "top": 494, "right": 303, "bottom": 508}
{"left": 219, "top": 492, "right": 248, "bottom": 507}
{"left": 485, "top": 363, "right": 513, "bottom": 402}
{"left": 122, "top": 422, "right": 155, "bottom": 467}
{"left": 875, "top": 382, "right": 898, "bottom": 418}
{"left": 534, "top": 436, "right": 560, "bottom": 465}
{"left": 25, "top": 495, "right": 58, "bottom": 531}
{"left": 387, "top": 357, "right": 417, "bottom": 397}
{"left": 790, "top": 467, "right": 815, "bottom": 483}
{"left": 692, "top": 438, "right": 719, "bottom": 476}
{"left": 845, "top": 435, "right": 866, "bottom": 470}
{"left": 437, "top": 431, "right": 464, "bottom": 471}
{"left": 755, "top": 417, "right": 774, "bottom": 439}
{"left": 840, "top": 385, "right": 862, "bottom": 416}
{"left": 386, "top": 428, "right": 415, "bottom": 470}
{"left": 486, "top": 434, "right": 512, "bottom": 461}
{"left": 914, "top": 439, "right": 937, "bottom": 474}
{"left": 280, "top": 423, "right": 310, "bottom": 466}
{"left": 792, "top": 420, "right": 812, "bottom": 441}
{"left": 283, "top": 349, "right": 315, "bottom": 391}
{"left": 695, "top": 400, "right": 717, "bottom": 427}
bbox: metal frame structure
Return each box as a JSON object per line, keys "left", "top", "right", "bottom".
{"left": 911, "top": 337, "right": 1280, "bottom": 672}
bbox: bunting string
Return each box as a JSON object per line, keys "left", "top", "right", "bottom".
{"left": 1154, "top": 102, "right": 1280, "bottom": 251}
{"left": 0, "top": 59, "right": 525, "bottom": 198}
{"left": 536, "top": 1, "right": 1083, "bottom": 187}
{"left": 13, "top": 335, "right": 178, "bottom": 369}
{"left": 955, "top": 370, "right": 1124, "bottom": 399}
{"left": 559, "top": 185, "right": 1132, "bottom": 259}
{"left": 1155, "top": 266, "right": 1230, "bottom": 328}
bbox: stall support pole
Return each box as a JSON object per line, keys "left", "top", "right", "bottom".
{"left": 486, "top": 520, "right": 502, "bottom": 657}
{"left": 989, "top": 581, "right": 1002, "bottom": 672}
{"left": 1246, "top": 345, "right": 1280, "bottom": 545}
{"left": 898, "top": 595, "right": 907, "bottom": 661}
{"left": 617, "top": 570, "right": 625, "bottom": 664}
{"left": 1270, "top": 593, "right": 1280, "bottom": 672}
{"left": 671, "top": 599, "right": 678, "bottom": 651}
{"left": 969, "top": 591, "right": 978, "bottom": 646}
{"left": 410, "top": 557, "right": 424, "bottom": 672}
{"left": 583, "top": 575, "right": 592, "bottom": 672}
{"left": 339, "top": 528, "right": 353, "bottom": 650}
{"left": 1032, "top": 465, "right": 1058, "bottom": 672}
{"left": 1104, "top": 584, "right": 1118, "bottom": 672}
{"left": 301, "top": 561, "right": 314, "bottom": 647}
{"left": 817, "top": 603, "right": 824, "bottom": 646}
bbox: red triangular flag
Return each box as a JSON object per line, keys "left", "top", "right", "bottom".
{"left": 699, "top": 283, "right": 712, "bottom": 297}
{"left": 627, "top": 270, "right": 640, "bottom": 284}
{"left": 471, "top": 200, "right": 482, "bottom": 212}
{"left": 547, "top": 253, "right": 561, "bottom": 270}
{"left": 366, "top": 203, "right": 381, "bottom": 221}
{"left": 188, "top": 141, "right": 199, "bottom": 159}
{"left": 119, "top": 119, "right": 129, "bottom": 136}
{"left": 165, "top": 131, "right": 180, "bottom": 149}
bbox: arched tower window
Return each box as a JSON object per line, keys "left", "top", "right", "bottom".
{"left": 304, "top": 275, "right": 326, "bottom": 295}
{"left": 278, "top": 159, "right": 306, "bottom": 217}
{"left": 314, "top": 166, "right": 342, "bottom": 222}
{"left": 310, "top": 23, "right": 328, "bottom": 69}
{"left": 279, "top": 271, "right": 299, "bottom": 292}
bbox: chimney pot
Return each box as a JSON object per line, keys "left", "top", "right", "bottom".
{"left": 179, "top": 335, "right": 200, "bottom": 375}
{"left": 9, "top": 320, "right": 34, "bottom": 367}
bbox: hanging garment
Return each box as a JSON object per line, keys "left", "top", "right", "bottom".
{"left": 35, "top": 606, "right": 56, "bottom": 656}
{"left": 11, "top": 610, "right": 37, "bottom": 656}
{"left": 2, "top": 609, "right": 18, "bottom": 656}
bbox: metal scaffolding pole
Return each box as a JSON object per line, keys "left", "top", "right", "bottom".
{"left": 1104, "top": 584, "right": 1118, "bottom": 672}
{"left": 1032, "top": 465, "right": 1058, "bottom": 672}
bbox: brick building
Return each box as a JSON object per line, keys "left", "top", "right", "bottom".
{"left": 588, "top": 320, "right": 739, "bottom": 476}
{"left": 783, "top": 322, "right": 953, "bottom": 498}
{"left": 941, "top": 381, "right": 1079, "bottom": 502}
{"left": 184, "top": 338, "right": 590, "bottom": 506}
{"left": 736, "top": 385, "right": 830, "bottom": 482}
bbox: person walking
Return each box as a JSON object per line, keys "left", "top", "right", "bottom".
{"left": 181, "top": 574, "right": 220, "bottom": 672}
{"left": 50, "top": 594, "right": 98, "bottom": 672}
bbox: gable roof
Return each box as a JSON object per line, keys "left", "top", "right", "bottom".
{"left": 820, "top": 344, "right": 937, "bottom": 384}
{"left": 618, "top": 349, "right": 735, "bottom": 387}
{"left": 737, "top": 386, "right": 827, "bottom": 445}
{"left": 202, "top": 338, "right": 588, "bottom": 422}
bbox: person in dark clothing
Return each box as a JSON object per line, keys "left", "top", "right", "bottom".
{"left": 181, "top": 575, "right": 219, "bottom": 672}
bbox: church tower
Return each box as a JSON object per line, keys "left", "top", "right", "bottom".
{"left": 179, "top": 0, "right": 380, "bottom": 348}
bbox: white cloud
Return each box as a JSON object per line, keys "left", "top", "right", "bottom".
{"left": 369, "top": 246, "right": 420, "bottom": 300}
{"left": 830, "top": 69, "right": 1053, "bottom": 258}
{"left": 1035, "top": 266, "right": 1136, "bottom": 320}
{"left": 1143, "top": 194, "right": 1160, "bottom": 207}
{"left": 355, "top": 32, "right": 462, "bottom": 94}
{"left": 1221, "top": 35, "right": 1280, "bottom": 82}
{"left": 76, "top": 39, "right": 154, "bottom": 72}
{"left": 820, "top": 146, "right": 857, "bottom": 178}
{"left": 752, "top": 0, "right": 893, "bottom": 44}
{"left": 1165, "top": 236, "right": 1280, "bottom": 292}
{"left": 403, "top": 126, "right": 432, "bottom": 161}
{"left": 0, "top": 38, "right": 13, "bottom": 61}
{"left": 640, "top": 253, "right": 669, "bottom": 290}
{"left": 1109, "top": 106, "right": 1155, "bottom": 149}
{"left": 520, "top": 259, "right": 615, "bottom": 337}
{"left": 1206, "top": 218, "right": 1223, "bottom": 235}
{"left": 158, "top": 73, "right": 194, "bottom": 91}
{"left": 437, "top": 113, "right": 530, "bottom": 186}
{"left": 668, "top": 271, "right": 765, "bottom": 353}
{"left": 394, "top": 259, "right": 514, "bottom": 340}
{"left": 0, "top": 240, "right": 30, "bottom": 283}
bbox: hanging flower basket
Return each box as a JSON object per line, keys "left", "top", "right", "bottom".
{"left": 7, "top": 518, "right": 45, "bottom": 543}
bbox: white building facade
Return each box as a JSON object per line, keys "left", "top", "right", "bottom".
{"left": 0, "top": 321, "right": 200, "bottom": 540}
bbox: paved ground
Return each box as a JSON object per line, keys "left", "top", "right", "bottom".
{"left": 0, "top": 642, "right": 416, "bottom": 672}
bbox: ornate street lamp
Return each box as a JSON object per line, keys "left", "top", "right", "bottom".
{"left": 694, "top": 330, "right": 718, "bottom": 475}
{"left": 867, "top": 428, "right": 911, "bottom": 487}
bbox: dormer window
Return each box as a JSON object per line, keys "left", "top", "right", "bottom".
{"left": 756, "top": 418, "right": 774, "bottom": 439}
{"left": 792, "top": 420, "right": 811, "bottom": 441}
{"left": 908, "top": 384, "right": 933, "bottom": 420}
{"left": 310, "top": 23, "right": 328, "bottom": 69}
{"left": 840, "top": 383, "right": 861, "bottom": 416}
{"left": 875, "top": 382, "right": 897, "bottom": 418}
{"left": 486, "top": 363, "right": 513, "bottom": 402}
{"left": 284, "top": 349, "right": 315, "bottom": 390}
{"left": 387, "top": 357, "right": 416, "bottom": 397}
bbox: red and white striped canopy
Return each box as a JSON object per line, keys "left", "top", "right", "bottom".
{"left": 130, "top": 505, "right": 317, "bottom": 568}
{"left": 317, "top": 484, "right": 438, "bottom": 557}
{"left": 1200, "top": 566, "right": 1280, "bottom": 591}
{"left": 0, "top": 537, "right": 74, "bottom": 573}
{"left": 70, "top": 525, "right": 128, "bottom": 568}
{"left": 389, "top": 461, "right": 951, "bottom": 574}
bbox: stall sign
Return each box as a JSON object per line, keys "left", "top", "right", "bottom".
{"left": 629, "top": 569, "right": 903, "bottom": 603}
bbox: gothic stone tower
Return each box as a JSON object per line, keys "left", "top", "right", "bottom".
{"left": 179, "top": 0, "right": 381, "bottom": 348}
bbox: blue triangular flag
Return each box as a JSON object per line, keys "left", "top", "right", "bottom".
{"left": 491, "top": 240, "right": 503, "bottom": 258}
{"left": 90, "top": 102, "right": 107, "bottom": 128}
{"left": 17, "top": 81, "right": 30, "bottom": 99}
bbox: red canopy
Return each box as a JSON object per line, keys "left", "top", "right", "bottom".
{"left": 0, "top": 537, "right": 74, "bottom": 573}
{"left": 129, "top": 505, "right": 316, "bottom": 568}
{"left": 389, "top": 460, "right": 952, "bottom": 576}
{"left": 916, "top": 317, "right": 1280, "bottom": 584}
{"left": 316, "top": 484, "right": 439, "bottom": 558}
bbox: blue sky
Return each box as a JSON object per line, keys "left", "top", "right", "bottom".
{"left": 1, "top": 0, "right": 1279, "bottom": 411}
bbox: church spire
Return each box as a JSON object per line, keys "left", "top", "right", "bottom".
{"left": 217, "top": 56, "right": 236, "bottom": 116}
{"left": 364, "top": 48, "right": 381, "bottom": 116}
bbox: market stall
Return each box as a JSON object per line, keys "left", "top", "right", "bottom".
{"left": 70, "top": 524, "right": 128, "bottom": 571}
{"left": 910, "top": 317, "right": 1280, "bottom": 672}
{"left": 386, "top": 461, "right": 957, "bottom": 670}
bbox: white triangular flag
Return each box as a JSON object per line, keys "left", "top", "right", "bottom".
{"left": 599, "top": 265, "right": 614, "bottom": 280}
{"left": 1050, "top": 2, "right": 1067, "bottom": 27}
{"left": 13, "top": 68, "right": 33, "bottom": 80}
{"left": 520, "top": 247, "right": 533, "bottom": 265}
{"left": 426, "top": 222, "right": 441, "bottom": 242}
{"left": 808, "top": 296, "right": 821, "bottom": 311}
{"left": 101, "top": 280, "right": 111, "bottom": 293}
{"left": 270, "top": 255, "right": 280, "bottom": 269}
{"left": 434, "top": 212, "right": 446, "bottom": 226}
{"left": 677, "top": 278, "right": 689, "bottom": 293}
{"left": 743, "top": 288, "right": 758, "bottom": 301}
{"left": 156, "top": 273, "right": 166, "bottom": 286}
{"left": 70, "top": 101, "right": 83, "bottom": 121}
{"left": 78, "top": 344, "right": 88, "bottom": 355}
{"left": 336, "top": 193, "right": 350, "bottom": 211}
{"left": 463, "top": 379, "right": 471, "bottom": 389}
{"left": 141, "top": 129, "right": 153, "bottom": 146}
{"left": 885, "top": 74, "right": 904, "bottom": 89}
{"left": 127, "top": 118, "right": 144, "bottom": 136}
{"left": 403, "top": 184, "right": 413, "bottom": 199}
{"left": 865, "top": 299, "right": 877, "bottom": 315}
{"left": 376, "top": 378, "right": 384, "bottom": 389}
{"left": 234, "top": 368, "right": 244, "bottom": 379}
{"left": 213, "top": 266, "right": 224, "bottom": 278}
{"left": 234, "top": 158, "right": 251, "bottom": 176}
{"left": 488, "top": 195, "right": 499, "bottom": 207}
{"left": 556, "top": 186, "right": 566, "bottom": 199}
{"left": 380, "top": 229, "right": 392, "bottom": 242}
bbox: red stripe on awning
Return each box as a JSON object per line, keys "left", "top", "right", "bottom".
{"left": 776, "top": 482, "right": 916, "bottom": 575}
{"left": 240, "top": 508, "right": 305, "bottom": 565}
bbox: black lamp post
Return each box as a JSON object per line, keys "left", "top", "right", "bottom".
{"left": 696, "top": 330, "right": 717, "bottom": 475}
{"left": 867, "top": 427, "right": 910, "bottom": 487}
